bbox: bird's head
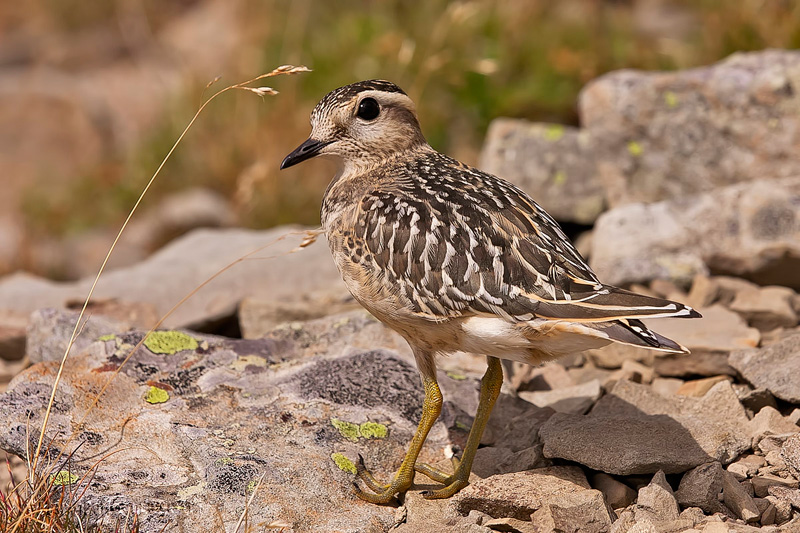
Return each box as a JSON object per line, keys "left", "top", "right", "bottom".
{"left": 281, "top": 80, "right": 427, "bottom": 173}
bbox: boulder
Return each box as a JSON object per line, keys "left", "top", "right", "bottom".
{"left": 590, "top": 177, "right": 800, "bottom": 288}
{"left": 540, "top": 380, "right": 751, "bottom": 475}
{"left": 730, "top": 334, "right": 800, "bottom": 403}
{"left": 479, "top": 119, "right": 604, "bottom": 224}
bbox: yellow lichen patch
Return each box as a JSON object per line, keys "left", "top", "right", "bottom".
{"left": 445, "top": 370, "right": 467, "bottom": 381}
{"left": 50, "top": 471, "right": 78, "bottom": 486}
{"left": 97, "top": 334, "right": 116, "bottom": 342}
{"left": 331, "top": 418, "right": 361, "bottom": 442}
{"left": 544, "top": 124, "right": 565, "bottom": 141}
{"left": 627, "top": 141, "right": 644, "bottom": 157}
{"left": 664, "top": 91, "right": 679, "bottom": 108}
{"left": 331, "top": 453, "right": 356, "bottom": 474}
{"left": 553, "top": 170, "right": 567, "bottom": 185}
{"left": 145, "top": 386, "right": 170, "bottom": 404}
{"left": 144, "top": 331, "right": 199, "bottom": 354}
{"left": 359, "top": 421, "right": 388, "bottom": 439}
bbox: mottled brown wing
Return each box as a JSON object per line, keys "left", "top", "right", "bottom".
{"left": 351, "top": 157, "right": 698, "bottom": 323}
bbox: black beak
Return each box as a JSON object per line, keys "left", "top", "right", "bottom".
{"left": 280, "top": 138, "right": 331, "bottom": 169}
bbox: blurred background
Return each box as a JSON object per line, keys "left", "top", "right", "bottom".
{"left": 2, "top": 0, "right": 800, "bottom": 281}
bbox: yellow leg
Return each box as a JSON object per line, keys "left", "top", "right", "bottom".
{"left": 354, "top": 377, "right": 443, "bottom": 504}
{"left": 415, "top": 356, "right": 503, "bottom": 499}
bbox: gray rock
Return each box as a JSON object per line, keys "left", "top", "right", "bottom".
{"left": 781, "top": 434, "right": 800, "bottom": 480}
{"left": 540, "top": 380, "right": 751, "bottom": 475}
{"left": 675, "top": 462, "right": 724, "bottom": 514}
{"left": 451, "top": 466, "right": 612, "bottom": 532}
{"left": 746, "top": 406, "right": 799, "bottom": 442}
{"left": 479, "top": 119, "right": 604, "bottom": 224}
{"left": 635, "top": 471, "right": 680, "bottom": 522}
{"left": 729, "top": 285, "right": 798, "bottom": 332}
{"left": 580, "top": 50, "right": 800, "bottom": 208}
{"left": 722, "top": 471, "right": 761, "bottom": 523}
{"left": 730, "top": 333, "right": 800, "bottom": 403}
{"left": 590, "top": 177, "right": 800, "bottom": 288}
{"left": 0, "top": 226, "right": 346, "bottom": 333}
{"left": 0, "top": 311, "right": 462, "bottom": 532}
{"left": 518, "top": 379, "right": 601, "bottom": 415}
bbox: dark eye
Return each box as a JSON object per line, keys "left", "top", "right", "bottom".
{"left": 356, "top": 97, "right": 380, "bottom": 120}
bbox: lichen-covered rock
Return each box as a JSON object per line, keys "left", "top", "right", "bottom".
{"left": 590, "top": 177, "right": 800, "bottom": 288}
{"left": 580, "top": 49, "right": 800, "bottom": 208}
{"left": 479, "top": 119, "right": 604, "bottom": 224}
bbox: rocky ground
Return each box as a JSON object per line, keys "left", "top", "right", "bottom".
{"left": 2, "top": 50, "right": 800, "bottom": 532}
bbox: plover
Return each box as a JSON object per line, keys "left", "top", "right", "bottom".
{"left": 281, "top": 79, "right": 700, "bottom": 504}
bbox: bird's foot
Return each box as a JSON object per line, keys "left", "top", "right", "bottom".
{"left": 352, "top": 454, "right": 413, "bottom": 505}
{"left": 414, "top": 455, "right": 470, "bottom": 499}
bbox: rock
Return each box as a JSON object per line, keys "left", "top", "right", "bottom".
{"left": 472, "top": 446, "right": 516, "bottom": 478}
{"left": 730, "top": 334, "right": 800, "bottom": 403}
{"left": 239, "top": 292, "right": 360, "bottom": 339}
{"left": 513, "top": 361, "right": 575, "bottom": 393}
{"left": 676, "top": 376, "right": 733, "bottom": 398}
{"left": 651, "top": 378, "right": 685, "bottom": 397}
{"left": 765, "top": 495, "right": 792, "bottom": 524}
{"left": 483, "top": 516, "right": 537, "bottom": 533}
{"left": 479, "top": 119, "right": 604, "bottom": 224}
{"left": 1, "top": 312, "right": 467, "bottom": 532}
{"left": 737, "top": 388, "right": 778, "bottom": 417}
{"left": 580, "top": 50, "right": 800, "bottom": 208}
{"left": 635, "top": 471, "right": 680, "bottom": 522}
{"left": 653, "top": 352, "right": 737, "bottom": 379}
{"left": 675, "top": 462, "right": 724, "bottom": 514}
{"left": 518, "top": 379, "right": 601, "bottom": 415}
{"left": 540, "top": 380, "right": 750, "bottom": 475}
{"left": 768, "top": 485, "right": 800, "bottom": 511}
{"left": 722, "top": 471, "right": 761, "bottom": 523}
{"left": 651, "top": 306, "right": 761, "bottom": 355}
{"left": 756, "top": 497, "right": 777, "bottom": 525}
{"left": 727, "top": 455, "right": 766, "bottom": 481}
{"left": 451, "top": 465, "right": 612, "bottom": 533}
{"left": 752, "top": 474, "right": 800, "bottom": 498}
{"left": 729, "top": 285, "right": 798, "bottom": 332}
{"left": 586, "top": 342, "right": 655, "bottom": 370}
{"left": 0, "top": 226, "right": 346, "bottom": 333}
{"left": 0, "top": 309, "right": 28, "bottom": 361}
{"left": 481, "top": 395, "right": 555, "bottom": 452}
{"left": 606, "top": 360, "right": 655, "bottom": 387}
{"left": 591, "top": 472, "right": 636, "bottom": 509}
{"left": 746, "top": 406, "right": 799, "bottom": 442}
{"left": 782, "top": 434, "right": 800, "bottom": 480}
{"left": 590, "top": 177, "right": 800, "bottom": 288}
{"left": 26, "top": 307, "right": 129, "bottom": 364}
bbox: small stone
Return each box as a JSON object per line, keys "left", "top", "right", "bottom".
{"left": 765, "top": 450, "right": 786, "bottom": 469}
{"left": 729, "top": 285, "right": 798, "bottom": 332}
{"left": 730, "top": 333, "right": 800, "bottom": 403}
{"left": 722, "top": 471, "right": 760, "bottom": 523}
{"left": 497, "top": 445, "right": 546, "bottom": 474}
{"left": 788, "top": 409, "right": 800, "bottom": 425}
{"left": 676, "top": 376, "right": 733, "bottom": 397}
{"left": 679, "top": 507, "right": 707, "bottom": 525}
{"left": 651, "top": 378, "right": 685, "bottom": 397}
{"left": 737, "top": 388, "right": 778, "bottom": 416}
{"left": 752, "top": 474, "right": 800, "bottom": 497}
{"left": 780, "top": 433, "right": 800, "bottom": 480}
{"left": 591, "top": 472, "right": 636, "bottom": 509}
{"left": 768, "top": 485, "right": 800, "bottom": 510}
{"left": 676, "top": 462, "right": 724, "bottom": 513}
{"left": 636, "top": 471, "right": 680, "bottom": 522}
{"left": 607, "top": 360, "right": 654, "bottom": 385}
{"left": 472, "top": 446, "right": 516, "bottom": 478}
{"left": 514, "top": 362, "right": 574, "bottom": 392}
{"left": 483, "top": 517, "right": 537, "bottom": 533}
{"left": 518, "top": 379, "right": 601, "bottom": 415}
{"left": 765, "top": 495, "right": 792, "bottom": 523}
{"left": 747, "top": 406, "right": 799, "bottom": 441}
{"left": 759, "top": 500, "right": 777, "bottom": 525}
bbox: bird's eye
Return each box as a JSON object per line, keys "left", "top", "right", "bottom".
{"left": 356, "top": 97, "right": 380, "bottom": 120}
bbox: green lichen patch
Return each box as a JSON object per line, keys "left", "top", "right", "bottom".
{"left": 331, "top": 453, "right": 356, "bottom": 474}
{"left": 544, "top": 124, "right": 565, "bottom": 141}
{"left": 144, "top": 330, "right": 198, "bottom": 354}
{"left": 97, "top": 334, "right": 116, "bottom": 342}
{"left": 331, "top": 418, "right": 361, "bottom": 442}
{"left": 359, "top": 421, "right": 388, "bottom": 439}
{"left": 445, "top": 370, "right": 467, "bottom": 381}
{"left": 553, "top": 170, "right": 567, "bottom": 186}
{"left": 627, "top": 141, "right": 643, "bottom": 157}
{"left": 246, "top": 479, "right": 259, "bottom": 493}
{"left": 50, "top": 471, "right": 78, "bottom": 486}
{"left": 664, "top": 91, "right": 679, "bottom": 108}
{"left": 145, "top": 386, "right": 170, "bottom": 404}
{"left": 215, "top": 457, "right": 234, "bottom": 465}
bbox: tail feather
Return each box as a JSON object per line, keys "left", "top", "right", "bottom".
{"left": 590, "top": 317, "right": 688, "bottom": 354}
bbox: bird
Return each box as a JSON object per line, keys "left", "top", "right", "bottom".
{"left": 280, "top": 79, "right": 701, "bottom": 505}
